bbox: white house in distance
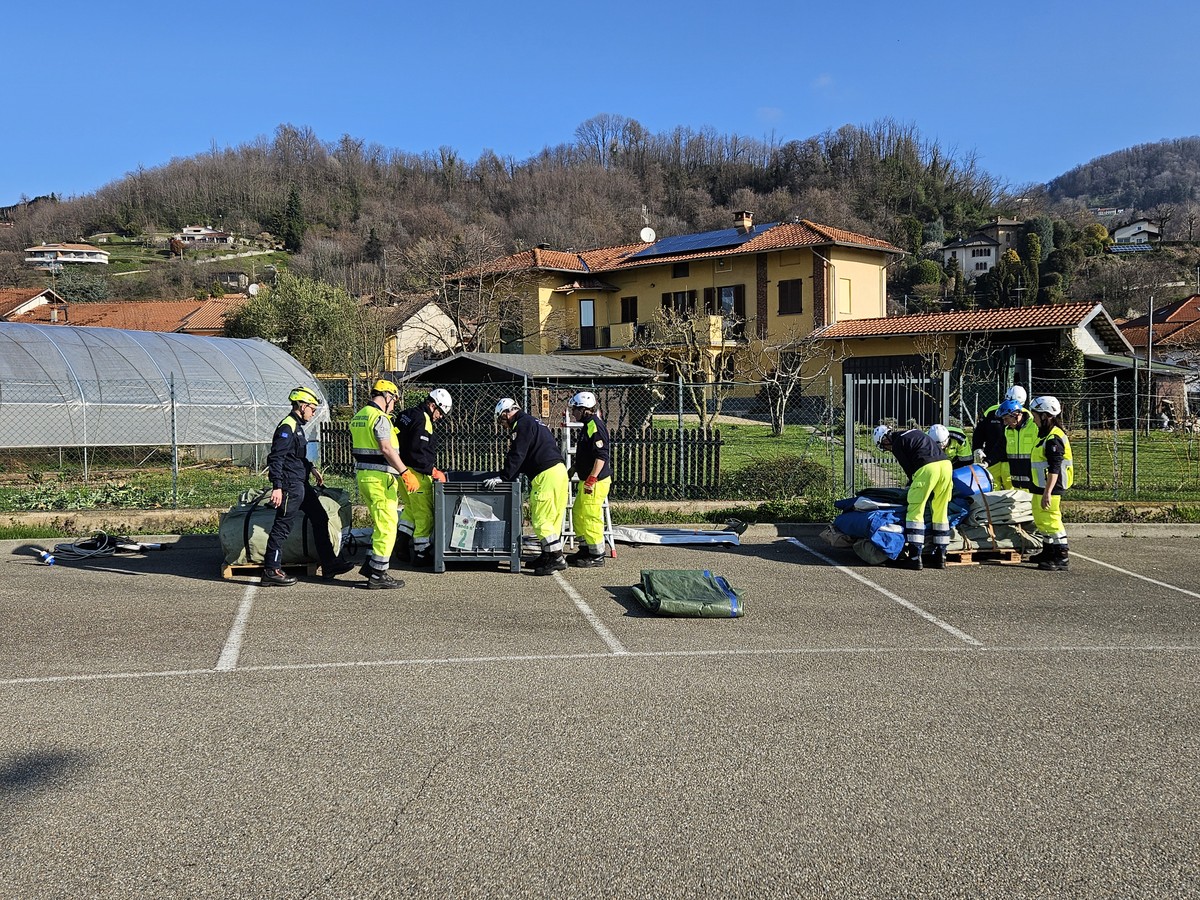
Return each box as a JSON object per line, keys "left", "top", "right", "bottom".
{"left": 24, "top": 243, "right": 110, "bottom": 269}
{"left": 1111, "top": 218, "right": 1161, "bottom": 245}
{"left": 939, "top": 233, "right": 999, "bottom": 278}
{"left": 176, "top": 225, "right": 235, "bottom": 246}
{"left": 938, "top": 217, "right": 1023, "bottom": 280}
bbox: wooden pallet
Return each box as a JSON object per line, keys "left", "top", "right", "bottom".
{"left": 221, "top": 561, "right": 319, "bottom": 580}
{"left": 944, "top": 548, "right": 1023, "bottom": 566}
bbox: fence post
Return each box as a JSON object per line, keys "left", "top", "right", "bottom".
{"left": 1085, "top": 401, "right": 1092, "bottom": 491}
{"left": 677, "top": 380, "right": 684, "bottom": 500}
{"left": 843, "top": 373, "right": 855, "bottom": 496}
{"left": 1112, "top": 377, "right": 1119, "bottom": 501}
{"left": 170, "top": 372, "right": 179, "bottom": 508}
{"left": 1132, "top": 357, "right": 1139, "bottom": 496}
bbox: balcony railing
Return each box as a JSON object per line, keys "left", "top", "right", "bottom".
{"left": 566, "top": 316, "right": 745, "bottom": 351}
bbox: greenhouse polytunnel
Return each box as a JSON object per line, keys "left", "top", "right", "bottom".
{"left": 0, "top": 323, "right": 328, "bottom": 452}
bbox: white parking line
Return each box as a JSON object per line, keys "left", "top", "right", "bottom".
{"left": 1070, "top": 552, "right": 1200, "bottom": 599}
{"left": 3, "top": 644, "right": 1197, "bottom": 688}
{"left": 216, "top": 582, "right": 257, "bottom": 670}
{"left": 552, "top": 571, "right": 628, "bottom": 655}
{"left": 786, "top": 537, "right": 984, "bottom": 647}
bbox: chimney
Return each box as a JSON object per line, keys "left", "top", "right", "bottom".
{"left": 735, "top": 211, "right": 754, "bottom": 234}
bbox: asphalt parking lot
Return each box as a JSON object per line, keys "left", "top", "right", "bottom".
{"left": 2, "top": 526, "right": 1198, "bottom": 898}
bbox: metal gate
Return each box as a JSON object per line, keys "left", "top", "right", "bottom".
{"left": 843, "top": 371, "right": 951, "bottom": 495}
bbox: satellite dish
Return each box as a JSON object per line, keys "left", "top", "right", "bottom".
{"left": 248, "top": 283, "right": 259, "bottom": 296}
{"left": 639, "top": 227, "right": 656, "bottom": 243}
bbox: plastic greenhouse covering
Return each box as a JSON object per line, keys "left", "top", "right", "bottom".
{"left": 0, "top": 323, "right": 328, "bottom": 449}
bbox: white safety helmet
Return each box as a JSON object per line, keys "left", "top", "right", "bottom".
{"left": 495, "top": 397, "right": 519, "bottom": 419}
{"left": 927, "top": 424, "right": 950, "bottom": 447}
{"left": 568, "top": 390, "right": 597, "bottom": 410}
{"left": 1029, "top": 395, "right": 1062, "bottom": 417}
{"left": 428, "top": 388, "right": 452, "bottom": 415}
{"left": 872, "top": 425, "right": 892, "bottom": 448}
{"left": 1005, "top": 385, "right": 1028, "bottom": 405}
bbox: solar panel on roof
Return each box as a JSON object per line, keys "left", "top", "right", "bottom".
{"left": 629, "top": 224, "right": 777, "bottom": 260}
{"left": 1109, "top": 243, "right": 1155, "bottom": 253}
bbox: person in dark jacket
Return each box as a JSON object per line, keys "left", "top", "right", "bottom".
{"left": 971, "top": 385, "right": 1027, "bottom": 489}
{"left": 484, "top": 398, "right": 570, "bottom": 575}
{"left": 566, "top": 391, "right": 611, "bottom": 568}
{"left": 262, "top": 387, "right": 352, "bottom": 586}
{"left": 873, "top": 425, "right": 953, "bottom": 570}
{"left": 394, "top": 388, "right": 452, "bottom": 567}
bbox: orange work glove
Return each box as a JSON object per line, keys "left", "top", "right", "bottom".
{"left": 432, "top": 468, "right": 447, "bottom": 483}
{"left": 584, "top": 475, "right": 598, "bottom": 494}
{"left": 401, "top": 469, "right": 420, "bottom": 493}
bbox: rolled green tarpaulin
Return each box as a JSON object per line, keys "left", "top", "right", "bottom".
{"left": 630, "top": 569, "right": 745, "bottom": 618}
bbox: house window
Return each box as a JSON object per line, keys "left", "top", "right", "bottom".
{"left": 579, "top": 299, "right": 596, "bottom": 350}
{"left": 777, "top": 278, "right": 803, "bottom": 315}
{"left": 971, "top": 248, "right": 991, "bottom": 258}
{"left": 704, "top": 285, "right": 747, "bottom": 339}
{"left": 672, "top": 262, "right": 689, "bottom": 278}
{"left": 620, "top": 296, "right": 638, "bottom": 323}
{"left": 975, "top": 262, "right": 989, "bottom": 271}
{"left": 661, "top": 290, "right": 696, "bottom": 315}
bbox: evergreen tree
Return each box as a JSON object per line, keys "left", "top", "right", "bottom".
{"left": 280, "top": 186, "right": 306, "bottom": 252}
{"left": 363, "top": 226, "right": 383, "bottom": 264}
{"left": 1021, "top": 233, "right": 1041, "bottom": 305}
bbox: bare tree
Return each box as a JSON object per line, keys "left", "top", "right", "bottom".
{"left": 633, "top": 305, "right": 738, "bottom": 427}
{"left": 741, "top": 327, "right": 845, "bottom": 435}
{"left": 398, "top": 227, "right": 560, "bottom": 353}
{"left": 910, "top": 330, "right": 994, "bottom": 424}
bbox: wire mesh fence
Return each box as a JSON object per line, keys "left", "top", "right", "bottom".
{"left": 2, "top": 371, "right": 1198, "bottom": 512}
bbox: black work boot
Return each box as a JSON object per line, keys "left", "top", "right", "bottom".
{"left": 262, "top": 567, "right": 297, "bottom": 586}
{"left": 321, "top": 558, "right": 355, "bottom": 580}
{"left": 1027, "top": 545, "right": 1051, "bottom": 564}
{"left": 412, "top": 548, "right": 434, "bottom": 568}
{"left": 571, "top": 551, "right": 605, "bottom": 568}
{"left": 887, "top": 545, "right": 923, "bottom": 571}
{"left": 524, "top": 552, "right": 547, "bottom": 570}
{"left": 1038, "top": 545, "right": 1069, "bottom": 571}
{"left": 928, "top": 547, "right": 946, "bottom": 570}
{"left": 366, "top": 570, "right": 405, "bottom": 590}
{"left": 532, "top": 552, "right": 568, "bottom": 576}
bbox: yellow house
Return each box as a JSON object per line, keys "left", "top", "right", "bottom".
{"left": 454, "top": 212, "right": 903, "bottom": 379}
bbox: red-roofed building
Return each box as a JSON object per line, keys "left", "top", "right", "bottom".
{"left": 2, "top": 295, "right": 248, "bottom": 336}
{"left": 815, "top": 301, "right": 1192, "bottom": 417}
{"left": 1118, "top": 294, "right": 1200, "bottom": 413}
{"left": 450, "top": 211, "right": 904, "bottom": 379}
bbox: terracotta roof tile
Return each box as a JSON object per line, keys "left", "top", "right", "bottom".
{"left": 10, "top": 298, "right": 244, "bottom": 333}
{"left": 452, "top": 220, "right": 902, "bottom": 280}
{"left": 0, "top": 287, "right": 57, "bottom": 318}
{"left": 815, "top": 302, "right": 1101, "bottom": 339}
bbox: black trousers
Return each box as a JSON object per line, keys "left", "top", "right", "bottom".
{"left": 263, "top": 484, "right": 338, "bottom": 569}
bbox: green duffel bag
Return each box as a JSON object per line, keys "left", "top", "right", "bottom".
{"left": 630, "top": 569, "right": 746, "bottom": 618}
{"left": 219, "top": 486, "right": 351, "bottom": 567}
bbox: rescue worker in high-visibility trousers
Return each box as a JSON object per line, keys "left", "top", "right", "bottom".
{"left": 261, "top": 387, "right": 354, "bottom": 586}
{"left": 484, "top": 398, "right": 570, "bottom": 576}
{"left": 1027, "top": 395, "right": 1073, "bottom": 571}
{"left": 972, "top": 385, "right": 1027, "bottom": 488}
{"left": 566, "top": 391, "right": 611, "bottom": 568}
{"left": 349, "top": 379, "right": 418, "bottom": 590}
{"left": 394, "top": 388, "right": 453, "bottom": 568}
{"left": 928, "top": 423, "right": 973, "bottom": 468}
{"left": 998, "top": 397, "right": 1039, "bottom": 493}
{"left": 873, "top": 424, "right": 953, "bottom": 570}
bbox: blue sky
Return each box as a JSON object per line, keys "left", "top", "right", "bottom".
{"left": 7, "top": 1, "right": 1199, "bottom": 206}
